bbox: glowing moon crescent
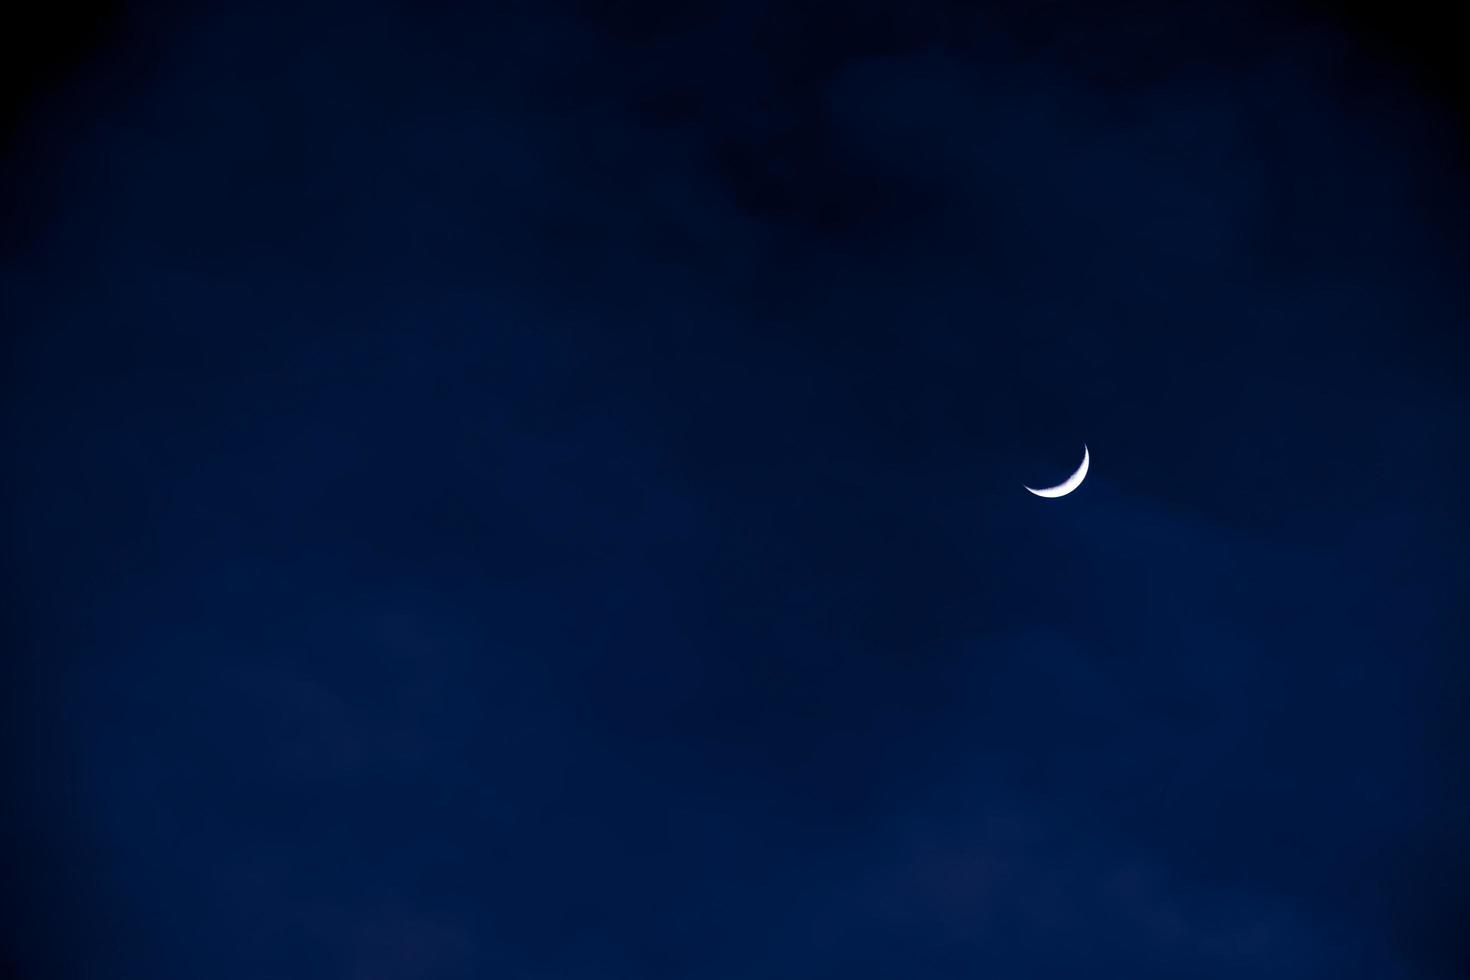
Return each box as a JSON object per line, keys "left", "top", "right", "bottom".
{"left": 1025, "top": 445, "right": 1089, "bottom": 498}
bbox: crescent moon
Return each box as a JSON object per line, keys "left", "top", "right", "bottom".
{"left": 1025, "top": 445, "right": 1089, "bottom": 498}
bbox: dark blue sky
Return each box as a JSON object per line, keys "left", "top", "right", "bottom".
{"left": 3, "top": 2, "right": 1468, "bottom": 977}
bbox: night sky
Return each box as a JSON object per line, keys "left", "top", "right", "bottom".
{"left": 3, "top": 2, "right": 1468, "bottom": 977}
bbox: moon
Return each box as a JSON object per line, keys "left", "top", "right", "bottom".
{"left": 1025, "top": 445, "right": 1089, "bottom": 498}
